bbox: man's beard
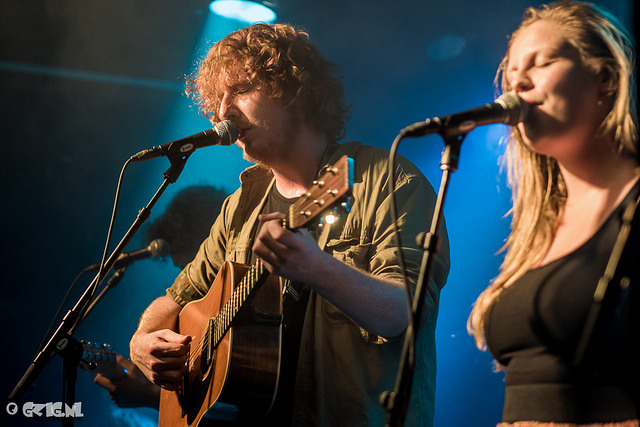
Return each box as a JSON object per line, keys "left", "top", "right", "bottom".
{"left": 241, "top": 149, "right": 269, "bottom": 168}
{"left": 239, "top": 116, "right": 301, "bottom": 168}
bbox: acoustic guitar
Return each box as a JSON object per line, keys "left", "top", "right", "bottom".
{"left": 158, "top": 155, "right": 354, "bottom": 426}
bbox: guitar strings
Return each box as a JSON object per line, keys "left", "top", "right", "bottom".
{"left": 188, "top": 267, "right": 250, "bottom": 366}
{"left": 185, "top": 261, "right": 263, "bottom": 367}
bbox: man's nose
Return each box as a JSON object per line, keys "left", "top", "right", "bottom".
{"left": 219, "top": 92, "right": 235, "bottom": 120}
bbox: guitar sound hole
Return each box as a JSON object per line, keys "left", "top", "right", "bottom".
{"left": 201, "top": 320, "right": 216, "bottom": 380}
{"left": 201, "top": 346, "right": 214, "bottom": 377}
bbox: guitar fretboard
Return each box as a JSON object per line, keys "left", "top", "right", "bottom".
{"left": 207, "top": 260, "right": 271, "bottom": 350}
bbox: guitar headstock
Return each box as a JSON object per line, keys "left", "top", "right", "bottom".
{"left": 288, "top": 155, "right": 354, "bottom": 229}
{"left": 80, "top": 341, "right": 124, "bottom": 380}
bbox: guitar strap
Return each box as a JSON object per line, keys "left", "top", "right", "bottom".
{"left": 573, "top": 184, "right": 640, "bottom": 367}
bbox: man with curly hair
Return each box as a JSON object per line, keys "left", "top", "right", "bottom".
{"left": 130, "top": 23, "right": 449, "bottom": 426}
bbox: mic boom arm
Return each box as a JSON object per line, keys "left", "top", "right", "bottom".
{"left": 401, "top": 92, "right": 528, "bottom": 138}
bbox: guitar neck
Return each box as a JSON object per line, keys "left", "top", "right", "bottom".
{"left": 209, "top": 260, "right": 271, "bottom": 348}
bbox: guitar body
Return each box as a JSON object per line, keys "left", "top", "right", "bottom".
{"left": 159, "top": 261, "right": 282, "bottom": 427}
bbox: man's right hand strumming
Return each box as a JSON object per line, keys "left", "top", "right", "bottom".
{"left": 129, "top": 296, "right": 190, "bottom": 391}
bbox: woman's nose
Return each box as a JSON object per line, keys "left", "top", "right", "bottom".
{"left": 510, "top": 69, "right": 534, "bottom": 93}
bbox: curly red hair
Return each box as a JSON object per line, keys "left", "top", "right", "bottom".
{"left": 187, "top": 23, "right": 348, "bottom": 142}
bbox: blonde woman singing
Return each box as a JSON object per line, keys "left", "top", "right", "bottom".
{"left": 469, "top": 1, "right": 639, "bottom": 425}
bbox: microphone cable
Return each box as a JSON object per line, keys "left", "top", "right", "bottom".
{"left": 36, "top": 157, "right": 134, "bottom": 352}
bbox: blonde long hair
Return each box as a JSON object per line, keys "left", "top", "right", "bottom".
{"left": 468, "top": 1, "right": 637, "bottom": 349}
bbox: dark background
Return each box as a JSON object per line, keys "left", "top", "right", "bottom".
{"left": 1, "top": 1, "right": 634, "bottom": 425}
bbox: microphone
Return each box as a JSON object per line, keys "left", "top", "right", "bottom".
{"left": 87, "top": 239, "right": 170, "bottom": 271}
{"left": 130, "top": 120, "right": 239, "bottom": 162}
{"left": 401, "top": 92, "right": 529, "bottom": 138}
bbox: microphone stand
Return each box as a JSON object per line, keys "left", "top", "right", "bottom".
{"left": 8, "top": 154, "right": 190, "bottom": 424}
{"left": 382, "top": 128, "right": 465, "bottom": 427}
{"left": 81, "top": 267, "right": 127, "bottom": 320}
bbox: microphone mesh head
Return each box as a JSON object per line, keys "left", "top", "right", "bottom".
{"left": 149, "top": 239, "right": 171, "bottom": 258}
{"left": 496, "top": 92, "right": 529, "bottom": 126}
{"left": 214, "top": 120, "right": 240, "bottom": 146}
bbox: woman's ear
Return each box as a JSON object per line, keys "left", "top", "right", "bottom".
{"left": 597, "top": 65, "right": 618, "bottom": 98}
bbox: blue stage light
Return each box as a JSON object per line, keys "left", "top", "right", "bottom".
{"left": 209, "top": 0, "right": 277, "bottom": 24}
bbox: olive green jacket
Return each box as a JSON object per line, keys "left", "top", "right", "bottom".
{"left": 167, "top": 141, "right": 450, "bottom": 427}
